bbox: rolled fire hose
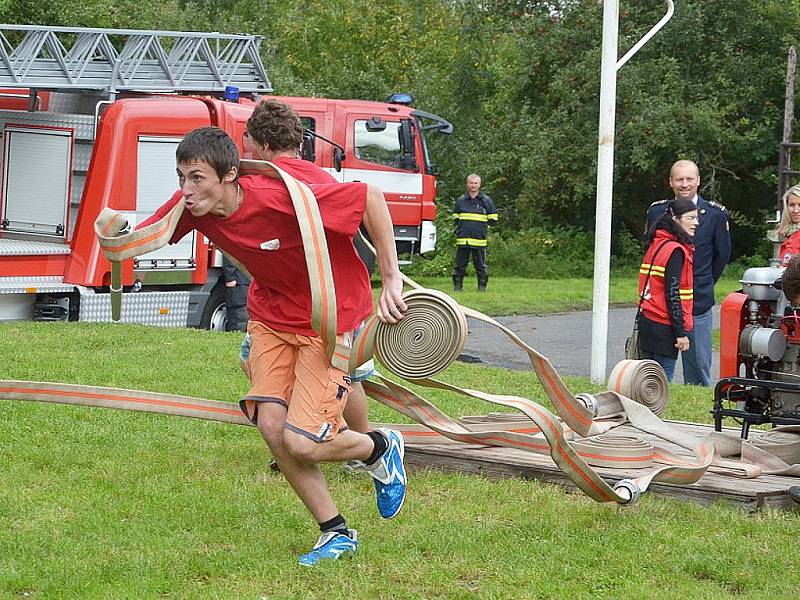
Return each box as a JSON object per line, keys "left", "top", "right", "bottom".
{"left": 6, "top": 159, "right": 799, "bottom": 505}
{"left": 747, "top": 426, "right": 800, "bottom": 470}
{"left": 607, "top": 360, "right": 669, "bottom": 417}
{"left": 750, "top": 427, "right": 800, "bottom": 464}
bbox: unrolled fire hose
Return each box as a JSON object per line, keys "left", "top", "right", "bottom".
{"left": 5, "top": 160, "right": 800, "bottom": 504}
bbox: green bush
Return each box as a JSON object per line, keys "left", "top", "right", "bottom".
{"left": 488, "top": 226, "right": 596, "bottom": 277}
{"left": 406, "top": 219, "right": 761, "bottom": 280}
{"left": 403, "top": 223, "right": 458, "bottom": 278}
{"left": 610, "top": 226, "right": 645, "bottom": 273}
{"left": 406, "top": 225, "right": 609, "bottom": 278}
{"left": 724, "top": 252, "right": 773, "bottom": 279}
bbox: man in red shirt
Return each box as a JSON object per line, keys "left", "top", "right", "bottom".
{"left": 241, "top": 99, "right": 372, "bottom": 435}
{"left": 140, "top": 126, "right": 408, "bottom": 565}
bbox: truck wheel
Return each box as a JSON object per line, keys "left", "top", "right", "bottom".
{"left": 200, "top": 284, "right": 227, "bottom": 331}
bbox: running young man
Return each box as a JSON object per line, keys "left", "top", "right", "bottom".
{"left": 138, "top": 126, "right": 408, "bottom": 565}
{"left": 242, "top": 98, "right": 372, "bottom": 434}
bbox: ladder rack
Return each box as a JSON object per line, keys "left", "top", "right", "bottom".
{"left": 0, "top": 24, "right": 272, "bottom": 94}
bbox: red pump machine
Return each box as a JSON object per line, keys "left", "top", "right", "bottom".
{"left": 714, "top": 266, "right": 800, "bottom": 437}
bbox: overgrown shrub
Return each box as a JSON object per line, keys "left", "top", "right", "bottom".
{"left": 403, "top": 231, "right": 458, "bottom": 278}
{"left": 406, "top": 225, "right": 612, "bottom": 278}
{"left": 611, "top": 226, "right": 645, "bottom": 273}
{"left": 488, "top": 227, "right": 595, "bottom": 278}
{"left": 403, "top": 203, "right": 774, "bottom": 280}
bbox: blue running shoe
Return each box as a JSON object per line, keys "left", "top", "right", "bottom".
{"left": 366, "top": 428, "right": 407, "bottom": 519}
{"left": 298, "top": 529, "right": 359, "bottom": 566}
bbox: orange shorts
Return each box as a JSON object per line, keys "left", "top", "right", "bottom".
{"left": 239, "top": 321, "right": 352, "bottom": 442}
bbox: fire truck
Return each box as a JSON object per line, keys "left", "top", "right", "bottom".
{"left": 0, "top": 24, "right": 452, "bottom": 329}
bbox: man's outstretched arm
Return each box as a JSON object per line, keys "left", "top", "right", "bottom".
{"left": 361, "top": 184, "right": 406, "bottom": 323}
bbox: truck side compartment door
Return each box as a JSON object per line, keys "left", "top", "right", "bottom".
{"left": 1, "top": 125, "right": 73, "bottom": 238}
{"left": 130, "top": 136, "right": 196, "bottom": 271}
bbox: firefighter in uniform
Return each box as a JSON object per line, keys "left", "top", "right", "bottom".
{"left": 452, "top": 174, "right": 498, "bottom": 291}
{"left": 646, "top": 160, "right": 730, "bottom": 386}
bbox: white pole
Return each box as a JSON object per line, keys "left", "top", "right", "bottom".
{"left": 589, "top": 0, "right": 619, "bottom": 383}
{"left": 616, "top": 1, "right": 675, "bottom": 71}
{"left": 589, "top": 1, "right": 674, "bottom": 383}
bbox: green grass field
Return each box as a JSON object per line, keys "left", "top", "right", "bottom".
{"left": 376, "top": 274, "right": 743, "bottom": 316}
{"left": 2, "top": 275, "right": 797, "bottom": 599}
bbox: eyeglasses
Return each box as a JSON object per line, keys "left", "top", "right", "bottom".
{"left": 680, "top": 215, "right": 699, "bottom": 222}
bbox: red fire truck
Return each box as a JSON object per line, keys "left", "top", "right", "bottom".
{"left": 0, "top": 24, "right": 451, "bottom": 328}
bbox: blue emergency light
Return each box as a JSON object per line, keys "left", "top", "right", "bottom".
{"left": 224, "top": 86, "right": 240, "bottom": 102}
{"left": 387, "top": 92, "right": 415, "bottom": 105}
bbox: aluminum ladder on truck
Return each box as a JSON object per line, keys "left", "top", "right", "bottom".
{"left": 0, "top": 23, "right": 272, "bottom": 94}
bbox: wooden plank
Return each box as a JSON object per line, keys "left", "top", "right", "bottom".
{"left": 405, "top": 430, "right": 800, "bottom": 512}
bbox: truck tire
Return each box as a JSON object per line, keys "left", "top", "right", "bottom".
{"left": 199, "top": 284, "right": 227, "bottom": 331}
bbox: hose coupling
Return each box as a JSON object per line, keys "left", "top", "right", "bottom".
{"left": 613, "top": 479, "right": 642, "bottom": 505}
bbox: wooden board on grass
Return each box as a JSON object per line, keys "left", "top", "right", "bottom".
{"left": 403, "top": 420, "right": 800, "bottom": 512}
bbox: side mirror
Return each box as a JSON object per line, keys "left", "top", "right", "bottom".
{"left": 365, "top": 116, "right": 386, "bottom": 132}
{"left": 399, "top": 119, "right": 417, "bottom": 171}
{"left": 333, "top": 147, "right": 346, "bottom": 172}
{"left": 301, "top": 131, "right": 315, "bottom": 163}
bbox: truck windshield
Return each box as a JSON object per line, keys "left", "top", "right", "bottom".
{"left": 411, "top": 110, "right": 453, "bottom": 175}
{"left": 354, "top": 119, "right": 416, "bottom": 171}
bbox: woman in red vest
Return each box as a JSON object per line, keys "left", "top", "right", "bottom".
{"left": 776, "top": 183, "right": 800, "bottom": 266}
{"left": 637, "top": 198, "right": 698, "bottom": 381}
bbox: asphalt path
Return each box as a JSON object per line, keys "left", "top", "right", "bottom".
{"left": 460, "top": 305, "right": 721, "bottom": 384}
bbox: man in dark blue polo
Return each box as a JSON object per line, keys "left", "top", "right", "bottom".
{"left": 646, "top": 160, "right": 730, "bottom": 386}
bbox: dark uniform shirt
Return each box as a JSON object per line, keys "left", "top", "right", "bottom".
{"left": 646, "top": 196, "right": 730, "bottom": 314}
{"left": 453, "top": 192, "right": 498, "bottom": 247}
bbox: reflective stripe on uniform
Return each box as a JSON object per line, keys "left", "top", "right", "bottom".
{"left": 456, "top": 238, "right": 488, "bottom": 247}
{"left": 454, "top": 213, "right": 489, "bottom": 222}
{"left": 639, "top": 263, "right": 665, "bottom": 277}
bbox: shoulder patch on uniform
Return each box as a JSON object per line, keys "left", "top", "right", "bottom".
{"left": 649, "top": 199, "right": 668, "bottom": 208}
{"left": 708, "top": 200, "right": 728, "bottom": 212}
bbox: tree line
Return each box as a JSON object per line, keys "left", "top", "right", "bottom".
{"left": 3, "top": 0, "right": 800, "bottom": 261}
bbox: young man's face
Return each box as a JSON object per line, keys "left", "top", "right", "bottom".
{"left": 177, "top": 160, "right": 231, "bottom": 217}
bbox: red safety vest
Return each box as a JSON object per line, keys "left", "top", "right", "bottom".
{"left": 638, "top": 230, "right": 694, "bottom": 332}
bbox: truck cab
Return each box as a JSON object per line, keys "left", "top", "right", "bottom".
{"left": 0, "top": 25, "right": 452, "bottom": 328}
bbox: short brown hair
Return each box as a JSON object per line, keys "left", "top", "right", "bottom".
{"left": 246, "top": 99, "right": 304, "bottom": 153}
{"left": 783, "top": 254, "right": 800, "bottom": 304}
{"left": 176, "top": 126, "right": 238, "bottom": 181}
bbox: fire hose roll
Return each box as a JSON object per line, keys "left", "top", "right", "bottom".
{"left": 751, "top": 428, "right": 800, "bottom": 465}
{"left": 373, "top": 288, "right": 468, "bottom": 380}
{"left": 607, "top": 359, "right": 670, "bottom": 417}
